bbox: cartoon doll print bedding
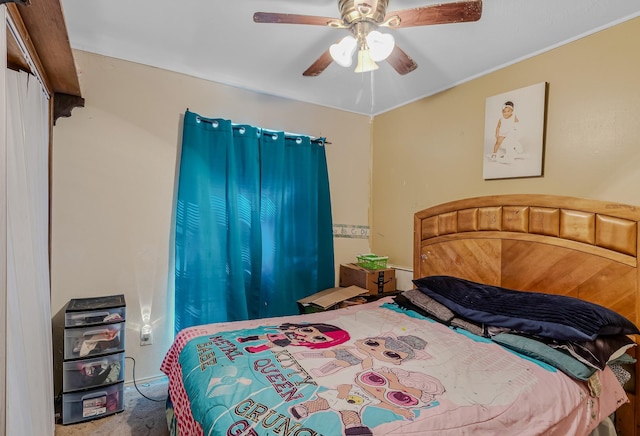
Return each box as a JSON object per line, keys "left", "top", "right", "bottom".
{"left": 168, "top": 302, "right": 626, "bottom": 436}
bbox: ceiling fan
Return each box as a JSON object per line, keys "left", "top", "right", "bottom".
{"left": 253, "top": 0, "right": 483, "bottom": 76}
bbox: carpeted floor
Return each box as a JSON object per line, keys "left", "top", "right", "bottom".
{"left": 55, "top": 378, "right": 170, "bottom": 436}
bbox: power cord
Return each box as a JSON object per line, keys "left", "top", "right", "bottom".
{"left": 126, "top": 356, "right": 166, "bottom": 402}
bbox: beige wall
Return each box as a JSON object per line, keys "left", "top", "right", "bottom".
{"left": 52, "top": 16, "right": 640, "bottom": 381}
{"left": 372, "top": 17, "right": 640, "bottom": 270}
{"left": 51, "top": 51, "right": 372, "bottom": 381}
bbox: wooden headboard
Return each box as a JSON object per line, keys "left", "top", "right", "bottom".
{"left": 413, "top": 194, "right": 640, "bottom": 436}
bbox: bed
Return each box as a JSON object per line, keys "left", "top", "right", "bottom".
{"left": 161, "top": 194, "right": 640, "bottom": 436}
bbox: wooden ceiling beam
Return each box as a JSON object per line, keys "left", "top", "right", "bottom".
{"left": 5, "top": 4, "right": 50, "bottom": 93}
{"left": 7, "top": 0, "right": 81, "bottom": 96}
{"left": 5, "top": 0, "right": 84, "bottom": 123}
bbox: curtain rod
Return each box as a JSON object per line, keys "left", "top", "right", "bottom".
{"left": 186, "top": 109, "right": 331, "bottom": 145}
{"left": 311, "top": 138, "right": 331, "bottom": 146}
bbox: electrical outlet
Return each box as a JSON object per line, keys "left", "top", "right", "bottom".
{"left": 140, "top": 325, "right": 153, "bottom": 346}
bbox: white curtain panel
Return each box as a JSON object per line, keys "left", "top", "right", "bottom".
{"left": 0, "top": 7, "right": 6, "bottom": 434}
{"left": 5, "top": 69, "right": 54, "bottom": 435}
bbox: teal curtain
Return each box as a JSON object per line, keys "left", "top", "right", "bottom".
{"left": 174, "top": 110, "right": 335, "bottom": 332}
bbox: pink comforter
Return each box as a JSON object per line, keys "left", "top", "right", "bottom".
{"left": 161, "top": 298, "right": 627, "bottom": 436}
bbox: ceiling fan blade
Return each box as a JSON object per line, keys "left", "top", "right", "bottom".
{"left": 383, "top": 0, "right": 482, "bottom": 28}
{"left": 253, "top": 12, "right": 342, "bottom": 27}
{"left": 303, "top": 49, "right": 334, "bottom": 77}
{"left": 386, "top": 45, "right": 418, "bottom": 75}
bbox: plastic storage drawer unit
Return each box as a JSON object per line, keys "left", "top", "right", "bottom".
{"left": 56, "top": 294, "right": 126, "bottom": 425}
{"left": 65, "top": 294, "right": 126, "bottom": 327}
{"left": 62, "top": 351, "right": 125, "bottom": 392}
{"left": 61, "top": 382, "right": 124, "bottom": 425}
{"left": 64, "top": 322, "right": 125, "bottom": 360}
{"left": 65, "top": 307, "right": 126, "bottom": 327}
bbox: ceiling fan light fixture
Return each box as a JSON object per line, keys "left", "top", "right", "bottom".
{"left": 366, "top": 30, "right": 395, "bottom": 62}
{"left": 354, "top": 49, "right": 379, "bottom": 73}
{"left": 255, "top": 0, "right": 484, "bottom": 77}
{"left": 330, "top": 36, "right": 358, "bottom": 67}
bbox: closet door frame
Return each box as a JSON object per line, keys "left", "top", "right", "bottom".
{"left": 1, "top": 6, "right": 8, "bottom": 436}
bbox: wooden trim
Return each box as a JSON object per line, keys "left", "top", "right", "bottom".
{"left": 53, "top": 92, "right": 84, "bottom": 125}
{"left": 416, "top": 194, "right": 640, "bottom": 222}
{"left": 6, "top": 25, "right": 28, "bottom": 72}
{"left": 7, "top": 0, "right": 81, "bottom": 97}
{"left": 5, "top": 4, "right": 50, "bottom": 95}
{"left": 5, "top": 0, "right": 82, "bottom": 100}
{"left": 421, "top": 231, "right": 637, "bottom": 267}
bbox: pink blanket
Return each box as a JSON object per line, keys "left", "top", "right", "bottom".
{"left": 161, "top": 298, "right": 627, "bottom": 436}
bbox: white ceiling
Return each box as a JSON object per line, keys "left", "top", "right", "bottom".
{"left": 60, "top": 0, "right": 640, "bottom": 116}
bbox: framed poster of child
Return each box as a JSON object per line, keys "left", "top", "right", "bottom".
{"left": 483, "top": 82, "right": 547, "bottom": 180}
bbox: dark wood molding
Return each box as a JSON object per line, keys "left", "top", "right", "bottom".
{"left": 6, "top": 4, "right": 49, "bottom": 93}
{"left": 6, "top": 28, "right": 31, "bottom": 74}
{"left": 53, "top": 93, "right": 85, "bottom": 125}
{"left": 6, "top": 0, "right": 82, "bottom": 98}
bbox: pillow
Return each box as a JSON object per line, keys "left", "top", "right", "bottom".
{"left": 413, "top": 275, "right": 640, "bottom": 342}
{"left": 491, "top": 333, "right": 597, "bottom": 381}
{"left": 546, "top": 335, "right": 636, "bottom": 370}
{"left": 394, "top": 291, "right": 485, "bottom": 336}
{"left": 609, "top": 363, "right": 632, "bottom": 389}
{"left": 450, "top": 317, "right": 484, "bottom": 336}
{"left": 608, "top": 351, "right": 637, "bottom": 366}
{"left": 394, "top": 289, "right": 455, "bottom": 323}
